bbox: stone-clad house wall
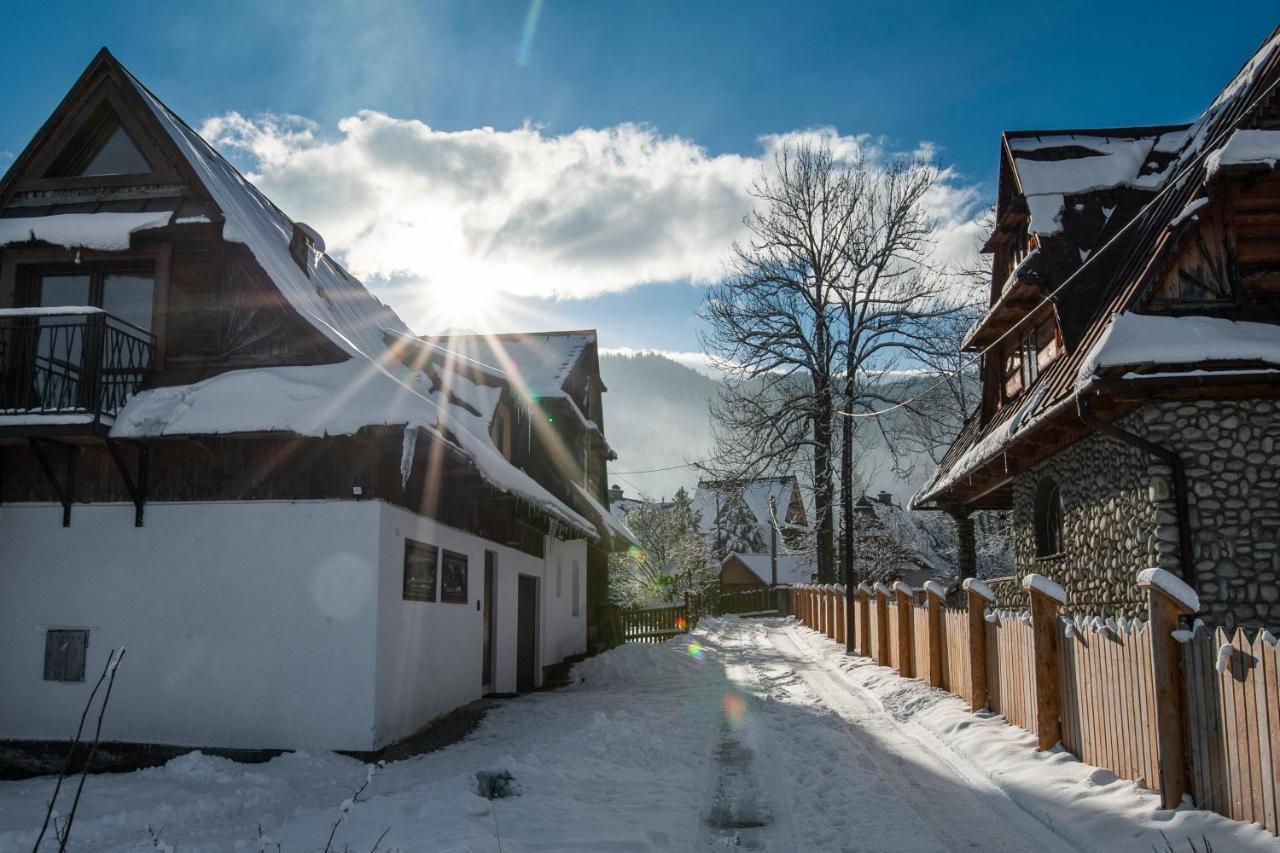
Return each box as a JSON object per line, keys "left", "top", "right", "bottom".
{"left": 1006, "top": 398, "right": 1280, "bottom": 630}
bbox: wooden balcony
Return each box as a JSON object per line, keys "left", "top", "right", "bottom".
{"left": 0, "top": 307, "right": 154, "bottom": 438}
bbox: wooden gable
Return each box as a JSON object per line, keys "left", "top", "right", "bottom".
{"left": 0, "top": 48, "right": 194, "bottom": 207}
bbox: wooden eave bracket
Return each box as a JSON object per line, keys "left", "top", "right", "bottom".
{"left": 28, "top": 438, "right": 78, "bottom": 527}
{"left": 103, "top": 436, "right": 148, "bottom": 527}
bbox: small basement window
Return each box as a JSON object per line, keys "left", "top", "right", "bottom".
{"left": 44, "top": 629, "right": 88, "bottom": 682}
{"left": 403, "top": 540, "right": 439, "bottom": 602}
{"left": 440, "top": 550, "right": 469, "bottom": 604}
{"left": 1034, "top": 479, "right": 1064, "bottom": 558}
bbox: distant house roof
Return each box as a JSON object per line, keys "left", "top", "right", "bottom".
{"left": 917, "top": 26, "right": 1280, "bottom": 511}
{"left": 723, "top": 552, "right": 817, "bottom": 587}
{"left": 692, "top": 476, "right": 802, "bottom": 554}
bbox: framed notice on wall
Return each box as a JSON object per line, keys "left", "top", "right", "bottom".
{"left": 403, "top": 540, "right": 439, "bottom": 602}
{"left": 441, "top": 549, "right": 469, "bottom": 603}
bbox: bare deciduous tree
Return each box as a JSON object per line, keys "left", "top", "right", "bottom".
{"left": 699, "top": 144, "right": 860, "bottom": 581}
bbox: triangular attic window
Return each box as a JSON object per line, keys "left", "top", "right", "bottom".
{"left": 44, "top": 102, "right": 152, "bottom": 178}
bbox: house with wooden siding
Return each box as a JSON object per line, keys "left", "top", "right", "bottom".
{"left": 0, "top": 49, "right": 629, "bottom": 751}
{"left": 915, "top": 28, "right": 1280, "bottom": 630}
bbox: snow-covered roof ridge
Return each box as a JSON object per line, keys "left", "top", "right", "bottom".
{"left": 1136, "top": 567, "right": 1200, "bottom": 613}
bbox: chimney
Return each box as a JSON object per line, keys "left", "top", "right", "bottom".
{"left": 608, "top": 484, "right": 624, "bottom": 504}
{"left": 877, "top": 491, "right": 894, "bottom": 507}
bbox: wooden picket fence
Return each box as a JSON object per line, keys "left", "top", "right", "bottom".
{"left": 620, "top": 602, "right": 690, "bottom": 643}
{"left": 788, "top": 576, "right": 1280, "bottom": 836}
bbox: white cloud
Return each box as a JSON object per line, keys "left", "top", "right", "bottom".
{"left": 200, "top": 112, "right": 984, "bottom": 328}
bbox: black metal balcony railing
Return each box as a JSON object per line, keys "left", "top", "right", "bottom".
{"left": 0, "top": 309, "right": 155, "bottom": 423}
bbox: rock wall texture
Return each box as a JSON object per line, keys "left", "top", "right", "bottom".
{"left": 1008, "top": 398, "right": 1279, "bottom": 630}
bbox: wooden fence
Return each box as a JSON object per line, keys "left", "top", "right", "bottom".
{"left": 788, "top": 573, "right": 1280, "bottom": 836}
{"left": 986, "top": 610, "right": 1037, "bottom": 734}
{"left": 621, "top": 603, "right": 690, "bottom": 643}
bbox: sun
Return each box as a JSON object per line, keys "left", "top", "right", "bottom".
{"left": 422, "top": 281, "right": 501, "bottom": 332}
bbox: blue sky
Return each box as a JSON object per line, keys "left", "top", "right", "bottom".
{"left": 1, "top": 2, "right": 1275, "bottom": 357}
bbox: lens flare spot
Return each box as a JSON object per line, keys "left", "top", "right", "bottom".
{"left": 675, "top": 616, "right": 688, "bottom": 631}
{"left": 686, "top": 641, "right": 703, "bottom": 658}
{"left": 722, "top": 692, "right": 748, "bottom": 727}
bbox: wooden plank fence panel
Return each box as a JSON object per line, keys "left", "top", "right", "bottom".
{"left": 887, "top": 604, "right": 901, "bottom": 671}
{"left": 912, "top": 604, "right": 929, "bottom": 679}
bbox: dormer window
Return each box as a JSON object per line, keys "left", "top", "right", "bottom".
{"left": 1000, "top": 316, "right": 1060, "bottom": 405}
{"left": 44, "top": 102, "right": 152, "bottom": 178}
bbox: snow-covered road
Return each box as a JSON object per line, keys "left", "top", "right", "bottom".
{"left": 1, "top": 617, "right": 1274, "bottom": 852}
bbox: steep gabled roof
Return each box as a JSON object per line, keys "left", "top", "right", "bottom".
{"left": 693, "top": 476, "right": 802, "bottom": 553}
{"left": 917, "top": 26, "right": 1280, "bottom": 510}
{"left": 1, "top": 50, "right": 596, "bottom": 537}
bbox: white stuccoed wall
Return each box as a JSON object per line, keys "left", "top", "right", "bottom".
{"left": 0, "top": 501, "right": 382, "bottom": 750}
{"left": 0, "top": 499, "right": 592, "bottom": 751}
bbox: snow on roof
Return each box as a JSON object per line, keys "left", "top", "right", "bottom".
{"left": 573, "top": 482, "right": 640, "bottom": 548}
{"left": 0, "top": 211, "right": 173, "bottom": 251}
{"left": 1205, "top": 129, "right": 1280, "bottom": 175}
{"left": 1078, "top": 313, "right": 1280, "bottom": 386}
{"left": 103, "top": 70, "right": 595, "bottom": 538}
{"left": 112, "top": 359, "right": 595, "bottom": 537}
{"left": 423, "top": 332, "right": 593, "bottom": 399}
{"left": 1006, "top": 131, "right": 1185, "bottom": 236}
{"left": 693, "top": 477, "right": 796, "bottom": 542}
{"left": 728, "top": 552, "right": 817, "bottom": 587}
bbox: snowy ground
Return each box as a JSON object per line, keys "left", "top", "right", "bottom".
{"left": 1, "top": 617, "right": 1275, "bottom": 852}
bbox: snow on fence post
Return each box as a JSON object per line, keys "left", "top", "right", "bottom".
{"left": 1137, "top": 567, "right": 1198, "bottom": 809}
{"left": 856, "top": 584, "right": 872, "bottom": 657}
{"left": 923, "top": 581, "right": 946, "bottom": 688}
{"left": 1022, "top": 574, "right": 1066, "bottom": 750}
{"left": 874, "top": 584, "right": 892, "bottom": 666}
{"left": 963, "top": 578, "right": 994, "bottom": 712}
{"left": 894, "top": 582, "right": 915, "bottom": 679}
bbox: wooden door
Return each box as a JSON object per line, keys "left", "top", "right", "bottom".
{"left": 517, "top": 575, "right": 538, "bottom": 692}
{"left": 483, "top": 551, "right": 496, "bottom": 691}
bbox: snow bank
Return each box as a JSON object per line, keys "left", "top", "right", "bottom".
{"left": 1079, "top": 312, "right": 1280, "bottom": 385}
{"left": 1136, "top": 567, "right": 1200, "bottom": 612}
{"left": 1021, "top": 573, "right": 1066, "bottom": 605}
{"left": 1206, "top": 129, "right": 1280, "bottom": 175}
{"left": 0, "top": 212, "right": 172, "bottom": 251}
{"left": 787, "top": 622, "right": 1279, "bottom": 851}
{"left": 962, "top": 577, "right": 995, "bottom": 602}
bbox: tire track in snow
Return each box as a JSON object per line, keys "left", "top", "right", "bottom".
{"left": 760, "top": 622, "right": 1080, "bottom": 852}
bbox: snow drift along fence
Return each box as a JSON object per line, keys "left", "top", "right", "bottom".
{"left": 788, "top": 573, "right": 1280, "bottom": 837}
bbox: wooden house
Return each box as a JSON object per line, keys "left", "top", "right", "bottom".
{"left": 692, "top": 476, "right": 815, "bottom": 590}
{"left": 0, "top": 50, "right": 627, "bottom": 751}
{"left": 915, "top": 28, "right": 1280, "bottom": 629}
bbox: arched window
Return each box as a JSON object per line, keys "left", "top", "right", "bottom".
{"left": 1034, "top": 479, "right": 1063, "bottom": 557}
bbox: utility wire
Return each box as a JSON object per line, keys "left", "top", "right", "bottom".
{"left": 608, "top": 70, "right": 1279, "bottom": 474}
